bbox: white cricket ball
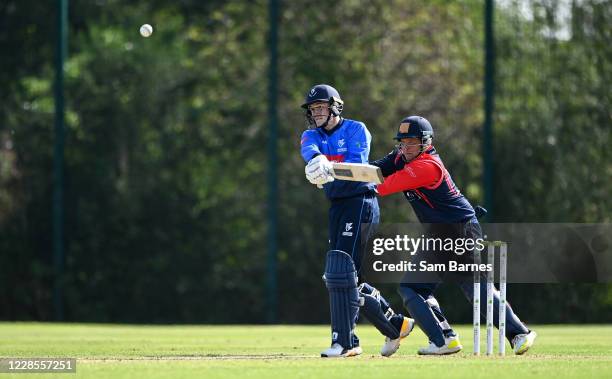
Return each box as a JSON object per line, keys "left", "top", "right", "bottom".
{"left": 140, "top": 24, "right": 153, "bottom": 37}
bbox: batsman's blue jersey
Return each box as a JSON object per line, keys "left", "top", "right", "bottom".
{"left": 301, "top": 119, "right": 377, "bottom": 200}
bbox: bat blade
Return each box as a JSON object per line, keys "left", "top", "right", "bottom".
{"left": 331, "top": 163, "right": 383, "bottom": 184}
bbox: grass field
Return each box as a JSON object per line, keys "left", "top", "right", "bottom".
{"left": 1, "top": 323, "right": 611, "bottom": 378}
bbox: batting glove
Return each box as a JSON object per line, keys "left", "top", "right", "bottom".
{"left": 305, "top": 155, "right": 334, "bottom": 185}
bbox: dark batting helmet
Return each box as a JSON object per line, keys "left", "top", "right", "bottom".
{"left": 302, "top": 84, "right": 344, "bottom": 128}
{"left": 301, "top": 84, "right": 344, "bottom": 113}
{"left": 394, "top": 116, "right": 434, "bottom": 144}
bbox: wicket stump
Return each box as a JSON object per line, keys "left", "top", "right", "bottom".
{"left": 473, "top": 241, "right": 507, "bottom": 356}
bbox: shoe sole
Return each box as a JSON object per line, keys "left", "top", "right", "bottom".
{"left": 321, "top": 347, "right": 362, "bottom": 358}
{"left": 417, "top": 339, "right": 463, "bottom": 355}
{"left": 515, "top": 332, "right": 537, "bottom": 355}
{"left": 380, "top": 318, "right": 416, "bottom": 357}
{"left": 417, "top": 346, "right": 463, "bottom": 355}
{"left": 343, "top": 347, "right": 362, "bottom": 357}
{"left": 400, "top": 318, "right": 416, "bottom": 338}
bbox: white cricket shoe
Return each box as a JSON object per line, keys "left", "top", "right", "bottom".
{"left": 417, "top": 335, "right": 463, "bottom": 355}
{"left": 512, "top": 330, "right": 537, "bottom": 355}
{"left": 380, "top": 317, "right": 415, "bottom": 357}
{"left": 321, "top": 343, "right": 363, "bottom": 358}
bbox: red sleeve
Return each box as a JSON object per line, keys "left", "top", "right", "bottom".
{"left": 376, "top": 160, "right": 443, "bottom": 196}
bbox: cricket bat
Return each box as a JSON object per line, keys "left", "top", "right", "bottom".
{"left": 316, "top": 163, "right": 384, "bottom": 188}
{"left": 331, "top": 162, "right": 384, "bottom": 184}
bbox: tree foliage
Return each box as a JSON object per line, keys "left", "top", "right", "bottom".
{"left": 1, "top": 0, "right": 610, "bottom": 323}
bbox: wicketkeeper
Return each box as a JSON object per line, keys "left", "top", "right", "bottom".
{"left": 300, "top": 84, "right": 414, "bottom": 358}
{"left": 371, "top": 116, "right": 537, "bottom": 355}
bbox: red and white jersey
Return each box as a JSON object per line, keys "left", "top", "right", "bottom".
{"left": 373, "top": 146, "right": 476, "bottom": 223}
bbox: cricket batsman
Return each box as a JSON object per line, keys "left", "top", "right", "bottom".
{"left": 300, "top": 84, "right": 414, "bottom": 358}
{"left": 371, "top": 115, "right": 537, "bottom": 355}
